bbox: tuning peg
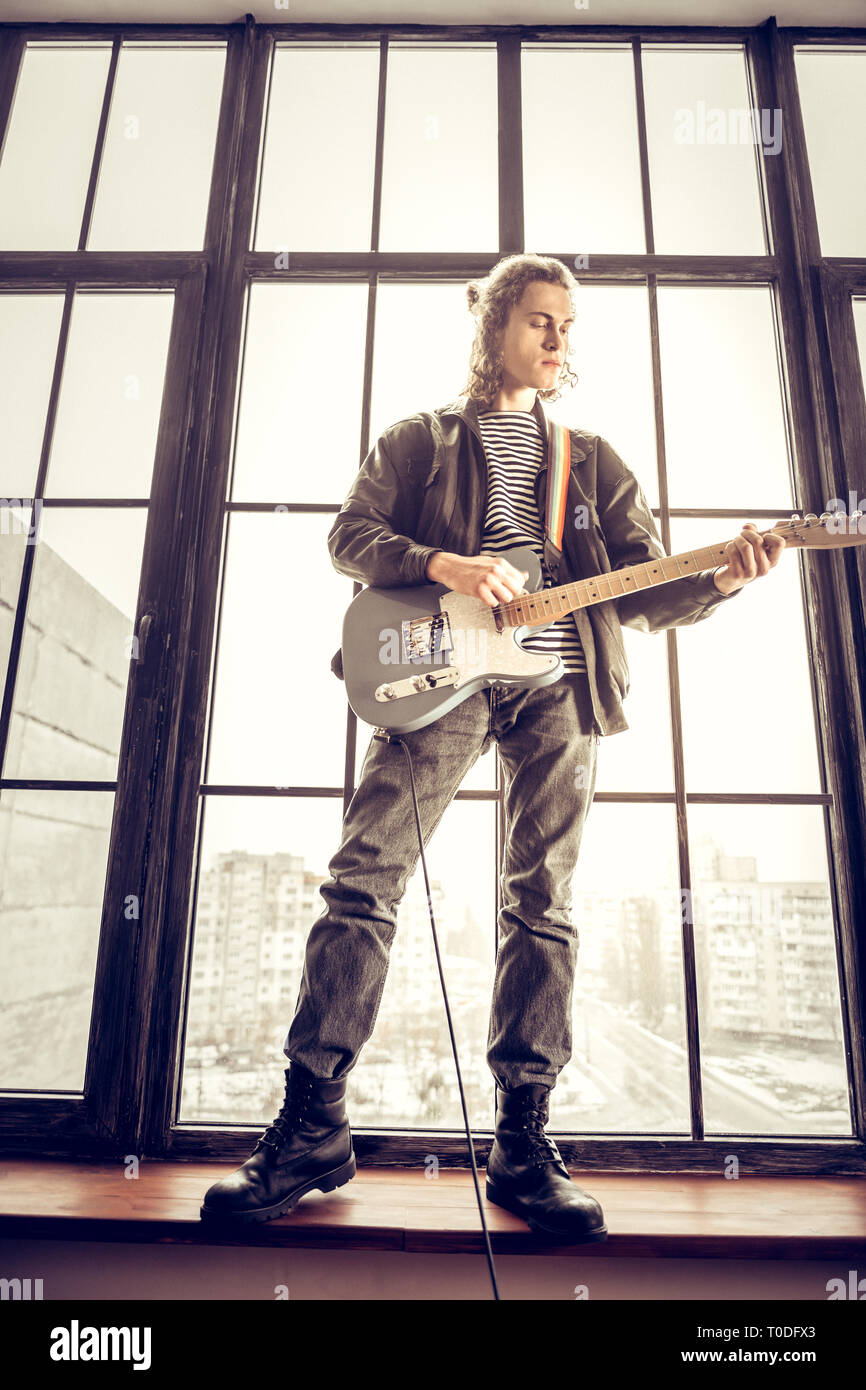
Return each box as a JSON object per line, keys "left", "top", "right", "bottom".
{"left": 804, "top": 513, "right": 818, "bottom": 523}
{"left": 851, "top": 510, "right": 863, "bottom": 523}
{"left": 790, "top": 513, "right": 801, "bottom": 523}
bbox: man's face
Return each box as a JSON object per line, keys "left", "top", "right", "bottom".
{"left": 498, "top": 281, "right": 574, "bottom": 395}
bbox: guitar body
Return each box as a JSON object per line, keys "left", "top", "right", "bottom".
{"left": 341, "top": 545, "right": 564, "bottom": 734}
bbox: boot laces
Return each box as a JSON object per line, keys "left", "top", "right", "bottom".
{"left": 256, "top": 1073, "right": 314, "bottom": 1154}
{"left": 518, "top": 1100, "right": 562, "bottom": 1168}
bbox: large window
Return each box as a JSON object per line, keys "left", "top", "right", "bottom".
{"left": 0, "top": 18, "right": 864, "bottom": 1173}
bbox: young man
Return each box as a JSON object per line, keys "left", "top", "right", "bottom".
{"left": 201, "top": 254, "right": 785, "bottom": 1239}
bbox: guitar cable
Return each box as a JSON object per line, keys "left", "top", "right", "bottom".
{"left": 372, "top": 727, "right": 501, "bottom": 1301}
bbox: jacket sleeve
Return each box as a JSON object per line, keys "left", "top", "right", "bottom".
{"left": 327, "top": 424, "right": 441, "bottom": 589}
{"left": 596, "top": 436, "right": 743, "bottom": 634}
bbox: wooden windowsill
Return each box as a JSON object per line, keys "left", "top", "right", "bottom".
{"left": 1, "top": 1157, "right": 865, "bottom": 1259}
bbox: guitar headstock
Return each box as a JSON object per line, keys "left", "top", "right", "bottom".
{"left": 773, "top": 510, "right": 866, "bottom": 549}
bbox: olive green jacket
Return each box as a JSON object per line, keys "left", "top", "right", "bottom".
{"left": 328, "top": 392, "right": 742, "bottom": 736}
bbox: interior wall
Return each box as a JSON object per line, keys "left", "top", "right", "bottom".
{"left": 0, "top": 1238, "right": 853, "bottom": 1300}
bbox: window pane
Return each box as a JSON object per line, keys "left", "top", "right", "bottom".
{"left": 593, "top": 625, "right": 674, "bottom": 792}
{"left": 522, "top": 45, "right": 645, "bottom": 254}
{"left": 230, "top": 283, "right": 369, "bottom": 503}
{"left": 379, "top": 45, "right": 498, "bottom": 251}
{"left": 557, "top": 283, "right": 658, "bottom": 509}
{"left": 179, "top": 796, "right": 344, "bottom": 1124}
{"left": 353, "top": 713, "right": 498, "bottom": 791}
{"left": 87, "top": 42, "right": 226, "bottom": 251}
{"left": 205, "top": 513, "right": 352, "bottom": 788}
{"left": 854, "top": 297, "right": 866, "bottom": 390}
{"left": 657, "top": 286, "right": 793, "bottom": 508}
{"left": 354, "top": 799, "right": 495, "bottom": 1128}
{"left": 671, "top": 516, "right": 821, "bottom": 795}
{"left": 689, "top": 805, "right": 850, "bottom": 1136}
{"left": 180, "top": 796, "right": 495, "bottom": 1130}
{"left": 549, "top": 804, "right": 691, "bottom": 1134}
{"left": 0, "top": 507, "right": 34, "bottom": 701}
{"left": 255, "top": 45, "right": 379, "bottom": 252}
{"left": 0, "top": 294, "right": 65, "bottom": 498}
{"left": 45, "top": 292, "right": 174, "bottom": 498}
{"left": 642, "top": 45, "right": 767, "bottom": 255}
{"left": 369, "top": 281, "right": 475, "bottom": 440}
{"left": 0, "top": 44, "right": 112, "bottom": 250}
{"left": 2, "top": 509, "right": 147, "bottom": 782}
{"left": 0, "top": 789, "right": 115, "bottom": 1090}
{"left": 794, "top": 47, "right": 866, "bottom": 257}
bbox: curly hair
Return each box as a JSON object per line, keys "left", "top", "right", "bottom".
{"left": 461, "top": 253, "right": 579, "bottom": 409}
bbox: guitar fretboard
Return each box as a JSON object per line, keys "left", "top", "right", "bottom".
{"left": 500, "top": 541, "right": 730, "bottom": 627}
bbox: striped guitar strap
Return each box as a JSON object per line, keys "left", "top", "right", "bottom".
{"left": 543, "top": 419, "right": 571, "bottom": 577}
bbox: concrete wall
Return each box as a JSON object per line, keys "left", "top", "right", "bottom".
{"left": 0, "top": 536, "right": 128, "bottom": 1089}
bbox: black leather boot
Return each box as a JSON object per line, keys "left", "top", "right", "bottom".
{"left": 200, "top": 1062, "right": 356, "bottom": 1224}
{"left": 485, "top": 1083, "right": 607, "bottom": 1242}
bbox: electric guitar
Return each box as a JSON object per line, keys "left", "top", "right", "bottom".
{"left": 339, "top": 511, "right": 865, "bottom": 735}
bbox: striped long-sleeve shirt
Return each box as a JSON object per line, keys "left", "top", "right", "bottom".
{"left": 476, "top": 409, "right": 586, "bottom": 674}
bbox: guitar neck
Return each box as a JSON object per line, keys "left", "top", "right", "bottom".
{"left": 501, "top": 540, "right": 730, "bottom": 628}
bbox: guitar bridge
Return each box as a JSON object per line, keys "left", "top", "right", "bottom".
{"left": 401, "top": 611, "right": 453, "bottom": 661}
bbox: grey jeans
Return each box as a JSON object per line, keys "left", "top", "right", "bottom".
{"left": 284, "top": 673, "right": 599, "bottom": 1091}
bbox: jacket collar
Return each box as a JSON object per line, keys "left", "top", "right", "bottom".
{"left": 437, "top": 392, "right": 587, "bottom": 462}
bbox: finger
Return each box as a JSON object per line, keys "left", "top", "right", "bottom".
{"left": 742, "top": 528, "right": 771, "bottom": 574}
{"left": 756, "top": 531, "right": 777, "bottom": 574}
{"left": 732, "top": 536, "right": 757, "bottom": 577}
{"left": 487, "top": 576, "right": 519, "bottom": 603}
{"left": 764, "top": 531, "right": 787, "bottom": 563}
{"left": 488, "top": 563, "right": 527, "bottom": 601}
{"left": 484, "top": 556, "right": 510, "bottom": 578}
{"left": 477, "top": 582, "right": 498, "bottom": 608}
{"left": 501, "top": 564, "right": 528, "bottom": 590}
{"left": 723, "top": 539, "right": 741, "bottom": 572}
{"left": 728, "top": 539, "right": 750, "bottom": 578}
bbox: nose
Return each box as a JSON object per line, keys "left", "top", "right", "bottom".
{"left": 546, "top": 328, "right": 566, "bottom": 356}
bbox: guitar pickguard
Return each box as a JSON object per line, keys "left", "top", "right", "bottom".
{"left": 437, "top": 592, "right": 560, "bottom": 684}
